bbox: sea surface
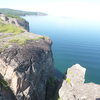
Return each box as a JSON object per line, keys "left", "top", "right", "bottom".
{"left": 23, "top": 16, "right": 100, "bottom": 84}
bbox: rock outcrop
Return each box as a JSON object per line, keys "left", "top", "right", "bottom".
{"left": 0, "top": 13, "right": 29, "bottom": 31}
{"left": 0, "top": 31, "right": 54, "bottom": 100}
{"left": 59, "top": 64, "right": 100, "bottom": 100}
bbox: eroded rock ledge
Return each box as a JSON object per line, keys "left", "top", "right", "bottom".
{"left": 59, "top": 64, "right": 100, "bottom": 100}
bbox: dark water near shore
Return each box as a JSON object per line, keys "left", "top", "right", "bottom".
{"left": 23, "top": 16, "right": 100, "bottom": 84}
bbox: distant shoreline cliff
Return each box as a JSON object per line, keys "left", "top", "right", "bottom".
{"left": 0, "top": 8, "right": 48, "bottom": 16}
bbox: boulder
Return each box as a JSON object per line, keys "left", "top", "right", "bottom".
{"left": 59, "top": 64, "right": 100, "bottom": 100}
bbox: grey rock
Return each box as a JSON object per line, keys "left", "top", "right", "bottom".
{"left": 0, "top": 37, "right": 54, "bottom": 100}
{"left": 59, "top": 64, "right": 100, "bottom": 100}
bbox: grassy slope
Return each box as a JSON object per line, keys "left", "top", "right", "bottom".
{"left": 0, "top": 19, "right": 24, "bottom": 34}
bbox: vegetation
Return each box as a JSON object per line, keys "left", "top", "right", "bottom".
{"left": 0, "top": 78, "right": 8, "bottom": 88}
{"left": 47, "top": 76, "right": 56, "bottom": 86}
{"left": 0, "top": 35, "right": 45, "bottom": 52}
{"left": 9, "top": 36, "right": 31, "bottom": 45}
{"left": 0, "top": 23, "right": 24, "bottom": 34}
{"left": 5, "top": 14, "right": 25, "bottom": 21}
{"left": 66, "top": 78, "right": 71, "bottom": 84}
{"left": 0, "top": 8, "right": 47, "bottom": 16}
{"left": 0, "top": 8, "right": 47, "bottom": 21}
{"left": 57, "top": 97, "right": 61, "bottom": 100}
{"left": 9, "top": 36, "right": 45, "bottom": 45}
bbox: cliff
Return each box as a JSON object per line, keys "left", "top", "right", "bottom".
{"left": 58, "top": 64, "right": 100, "bottom": 100}
{"left": 0, "top": 14, "right": 59, "bottom": 100}
{"left": 0, "top": 31, "right": 55, "bottom": 100}
{"left": 0, "top": 13, "right": 29, "bottom": 31}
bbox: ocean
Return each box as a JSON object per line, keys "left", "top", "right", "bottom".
{"left": 23, "top": 16, "right": 100, "bottom": 84}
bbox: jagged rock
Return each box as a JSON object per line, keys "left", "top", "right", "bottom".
{"left": 0, "top": 33, "right": 54, "bottom": 100}
{"left": 59, "top": 64, "right": 100, "bottom": 100}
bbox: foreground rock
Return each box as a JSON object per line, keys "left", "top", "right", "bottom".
{"left": 0, "top": 32, "right": 54, "bottom": 100}
{"left": 59, "top": 64, "right": 100, "bottom": 100}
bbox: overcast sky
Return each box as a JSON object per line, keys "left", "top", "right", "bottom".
{"left": 0, "top": 0, "right": 100, "bottom": 19}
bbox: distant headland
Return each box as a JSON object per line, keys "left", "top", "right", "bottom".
{"left": 0, "top": 8, "right": 48, "bottom": 16}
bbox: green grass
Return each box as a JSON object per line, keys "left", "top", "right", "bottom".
{"left": 9, "top": 36, "right": 45, "bottom": 45}
{"left": 9, "top": 36, "right": 31, "bottom": 45}
{"left": 0, "top": 24, "right": 24, "bottom": 34}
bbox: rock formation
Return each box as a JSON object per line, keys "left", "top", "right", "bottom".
{"left": 0, "top": 13, "right": 29, "bottom": 31}
{"left": 59, "top": 64, "right": 100, "bottom": 100}
{"left": 0, "top": 29, "right": 55, "bottom": 100}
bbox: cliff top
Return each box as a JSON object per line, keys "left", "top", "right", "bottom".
{"left": 0, "top": 14, "right": 50, "bottom": 53}
{"left": 0, "top": 31, "right": 50, "bottom": 52}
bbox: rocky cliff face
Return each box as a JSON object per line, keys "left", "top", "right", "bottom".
{"left": 0, "top": 32, "right": 54, "bottom": 100}
{"left": 0, "top": 13, "right": 29, "bottom": 31}
{"left": 59, "top": 64, "right": 100, "bottom": 100}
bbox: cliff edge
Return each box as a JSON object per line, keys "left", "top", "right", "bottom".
{"left": 0, "top": 13, "right": 58, "bottom": 100}
{"left": 0, "top": 31, "right": 54, "bottom": 100}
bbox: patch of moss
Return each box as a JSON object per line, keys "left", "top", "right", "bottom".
{"left": 9, "top": 36, "right": 45, "bottom": 45}
{"left": 66, "top": 78, "right": 71, "bottom": 84}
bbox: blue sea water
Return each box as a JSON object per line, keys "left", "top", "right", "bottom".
{"left": 23, "top": 16, "right": 100, "bottom": 84}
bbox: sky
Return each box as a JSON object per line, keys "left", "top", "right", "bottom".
{"left": 0, "top": 0, "right": 100, "bottom": 19}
